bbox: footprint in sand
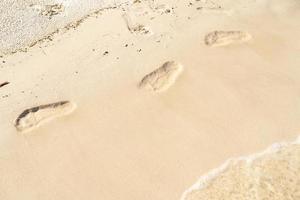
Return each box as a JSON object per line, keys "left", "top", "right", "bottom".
{"left": 204, "top": 31, "right": 252, "bottom": 47}
{"left": 139, "top": 61, "right": 183, "bottom": 93}
{"left": 15, "top": 101, "right": 76, "bottom": 134}
{"left": 123, "top": 13, "right": 152, "bottom": 35}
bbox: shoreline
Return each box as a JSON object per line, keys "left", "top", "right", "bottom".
{"left": 181, "top": 135, "right": 300, "bottom": 200}
{"left": 0, "top": 0, "right": 299, "bottom": 199}
{"left": 0, "top": 0, "right": 132, "bottom": 55}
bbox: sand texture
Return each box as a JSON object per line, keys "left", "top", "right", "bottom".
{"left": 0, "top": 0, "right": 132, "bottom": 55}
{"left": 204, "top": 31, "right": 252, "bottom": 47}
{"left": 139, "top": 61, "right": 183, "bottom": 92}
{"left": 0, "top": 0, "right": 300, "bottom": 199}
{"left": 15, "top": 101, "right": 76, "bottom": 134}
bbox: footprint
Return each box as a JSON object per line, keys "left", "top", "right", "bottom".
{"left": 139, "top": 61, "right": 183, "bottom": 93}
{"left": 128, "top": 24, "right": 152, "bottom": 35}
{"left": 123, "top": 13, "right": 152, "bottom": 35}
{"left": 15, "top": 101, "right": 76, "bottom": 134}
{"left": 204, "top": 31, "right": 252, "bottom": 47}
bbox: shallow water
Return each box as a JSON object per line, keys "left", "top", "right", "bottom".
{"left": 182, "top": 137, "right": 300, "bottom": 200}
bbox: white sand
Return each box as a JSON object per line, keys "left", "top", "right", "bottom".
{"left": 0, "top": 0, "right": 132, "bottom": 54}
{"left": 0, "top": 0, "right": 299, "bottom": 199}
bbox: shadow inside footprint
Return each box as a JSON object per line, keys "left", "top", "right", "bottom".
{"left": 15, "top": 101, "right": 76, "bottom": 134}
{"left": 0, "top": 82, "right": 9, "bottom": 88}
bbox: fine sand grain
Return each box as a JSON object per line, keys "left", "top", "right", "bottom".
{"left": 0, "top": 0, "right": 299, "bottom": 199}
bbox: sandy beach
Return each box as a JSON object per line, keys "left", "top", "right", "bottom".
{"left": 0, "top": 0, "right": 299, "bottom": 199}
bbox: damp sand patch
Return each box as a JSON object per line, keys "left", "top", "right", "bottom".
{"left": 181, "top": 136, "right": 300, "bottom": 200}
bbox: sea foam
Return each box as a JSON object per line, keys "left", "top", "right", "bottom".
{"left": 181, "top": 136, "right": 300, "bottom": 200}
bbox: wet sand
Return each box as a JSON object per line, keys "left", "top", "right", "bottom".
{"left": 0, "top": 0, "right": 299, "bottom": 199}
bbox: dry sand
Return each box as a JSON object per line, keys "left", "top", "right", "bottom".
{"left": 0, "top": 0, "right": 300, "bottom": 199}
